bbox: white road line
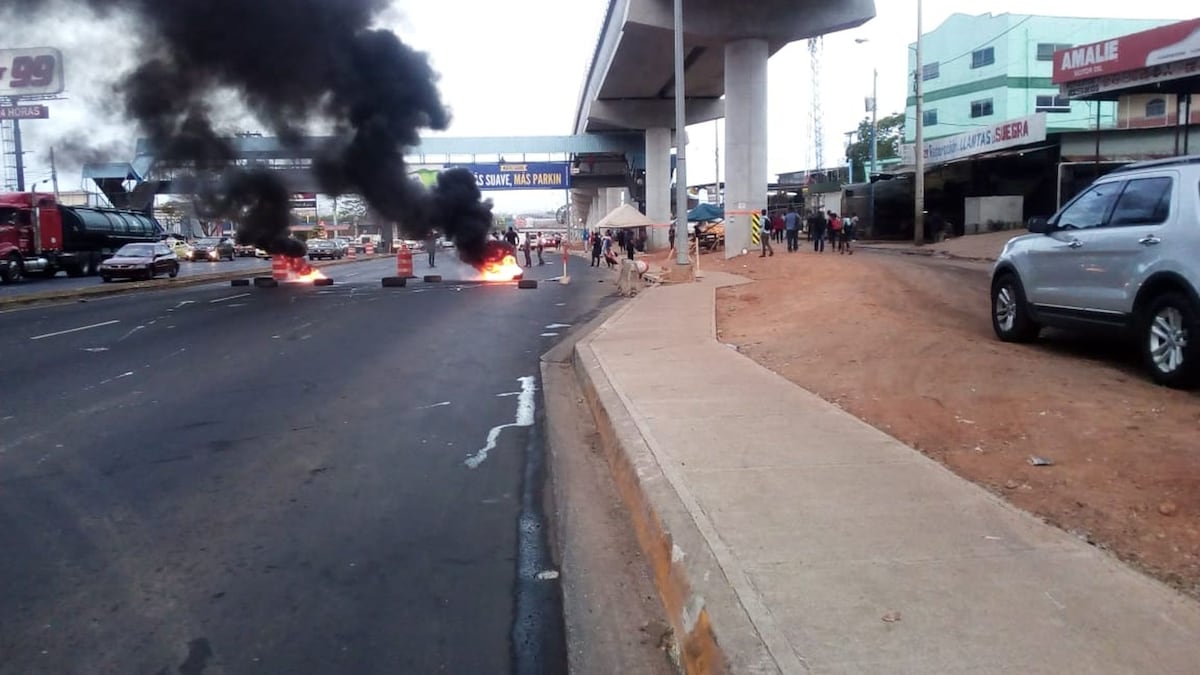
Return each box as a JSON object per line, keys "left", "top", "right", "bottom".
{"left": 465, "top": 376, "right": 536, "bottom": 469}
{"left": 30, "top": 319, "right": 120, "bottom": 341}
{"left": 209, "top": 293, "right": 251, "bottom": 304}
{"left": 417, "top": 401, "right": 451, "bottom": 410}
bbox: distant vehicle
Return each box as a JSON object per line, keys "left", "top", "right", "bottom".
{"left": 169, "top": 239, "right": 193, "bottom": 260}
{"left": 99, "top": 242, "right": 179, "bottom": 282}
{"left": 991, "top": 155, "right": 1200, "bottom": 388}
{"left": 331, "top": 238, "right": 351, "bottom": 256}
{"left": 255, "top": 247, "right": 271, "bottom": 259}
{"left": 306, "top": 239, "right": 342, "bottom": 260}
{"left": 188, "top": 237, "right": 235, "bottom": 261}
{"left": 0, "top": 192, "right": 165, "bottom": 283}
{"left": 234, "top": 242, "right": 257, "bottom": 257}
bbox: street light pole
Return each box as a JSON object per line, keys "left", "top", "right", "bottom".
{"left": 673, "top": 0, "right": 690, "bottom": 267}
{"left": 913, "top": 0, "right": 926, "bottom": 245}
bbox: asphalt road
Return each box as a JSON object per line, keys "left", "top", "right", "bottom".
{"left": 0, "top": 256, "right": 272, "bottom": 298}
{"left": 0, "top": 252, "right": 611, "bottom": 674}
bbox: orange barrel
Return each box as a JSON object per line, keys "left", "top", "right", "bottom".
{"left": 271, "top": 254, "right": 289, "bottom": 280}
{"left": 365, "top": 241, "right": 375, "bottom": 255}
{"left": 347, "top": 245, "right": 356, "bottom": 259}
{"left": 396, "top": 244, "right": 414, "bottom": 278}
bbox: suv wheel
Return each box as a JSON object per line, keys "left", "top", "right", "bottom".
{"left": 991, "top": 273, "right": 1039, "bottom": 343}
{"left": 1140, "top": 292, "right": 1198, "bottom": 389}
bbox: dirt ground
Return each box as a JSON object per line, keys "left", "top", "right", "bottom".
{"left": 686, "top": 240, "right": 1200, "bottom": 598}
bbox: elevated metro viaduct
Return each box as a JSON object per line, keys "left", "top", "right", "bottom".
{"left": 573, "top": 0, "right": 875, "bottom": 255}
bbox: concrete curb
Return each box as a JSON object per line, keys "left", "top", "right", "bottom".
{"left": 856, "top": 243, "right": 996, "bottom": 264}
{"left": 0, "top": 255, "right": 385, "bottom": 308}
{"left": 573, "top": 307, "right": 780, "bottom": 675}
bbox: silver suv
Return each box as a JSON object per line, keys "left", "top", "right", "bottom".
{"left": 990, "top": 155, "right": 1200, "bottom": 388}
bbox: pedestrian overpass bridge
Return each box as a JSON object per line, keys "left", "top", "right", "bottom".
{"left": 84, "top": 0, "right": 875, "bottom": 255}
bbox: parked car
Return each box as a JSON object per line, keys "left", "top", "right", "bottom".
{"left": 332, "top": 238, "right": 351, "bottom": 256}
{"left": 234, "top": 242, "right": 257, "bottom": 257}
{"left": 990, "top": 155, "right": 1200, "bottom": 388}
{"left": 189, "top": 236, "right": 235, "bottom": 261}
{"left": 100, "top": 242, "right": 179, "bottom": 281}
{"left": 255, "top": 247, "right": 271, "bottom": 259}
{"left": 306, "top": 238, "right": 343, "bottom": 260}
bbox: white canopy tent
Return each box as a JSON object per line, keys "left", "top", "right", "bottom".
{"left": 594, "top": 203, "right": 655, "bottom": 230}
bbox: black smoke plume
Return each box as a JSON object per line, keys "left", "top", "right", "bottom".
{"left": 11, "top": 0, "right": 495, "bottom": 261}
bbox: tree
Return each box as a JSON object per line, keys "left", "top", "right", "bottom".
{"left": 845, "top": 112, "right": 904, "bottom": 183}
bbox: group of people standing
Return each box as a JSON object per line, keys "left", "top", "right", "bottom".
{"left": 758, "top": 207, "right": 856, "bottom": 256}
{"left": 585, "top": 228, "right": 638, "bottom": 268}
{"left": 502, "top": 227, "right": 551, "bottom": 267}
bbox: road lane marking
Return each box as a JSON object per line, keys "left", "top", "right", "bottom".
{"left": 118, "top": 325, "right": 145, "bottom": 342}
{"left": 465, "top": 376, "right": 536, "bottom": 469}
{"left": 540, "top": 332, "right": 558, "bottom": 337}
{"left": 209, "top": 293, "right": 251, "bottom": 304}
{"left": 545, "top": 323, "right": 571, "bottom": 329}
{"left": 30, "top": 319, "right": 120, "bottom": 341}
{"left": 417, "top": 401, "right": 451, "bottom": 410}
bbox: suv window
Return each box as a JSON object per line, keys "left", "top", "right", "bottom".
{"left": 1109, "top": 177, "right": 1172, "bottom": 226}
{"left": 1055, "top": 182, "right": 1123, "bottom": 230}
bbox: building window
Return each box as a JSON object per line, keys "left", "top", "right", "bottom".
{"left": 923, "top": 109, "right": 938, "bottom": 126}
{"left": 1036, "top": 43, "right": 1072, "bottom": 61}
{"left": 922, "top": 62, "right": 940, "bottom": 81}
{"left": 1036, "top": 94, "right": 1071, "bottom": 113}
{"left": 971, "top": 47, "right": 995, "bottom": 69}
{"left": 970, "top": 98, "right": 994, "bottom": 118}
{"left": 1146, "top": 98, "right": 1167, "bottom": 117}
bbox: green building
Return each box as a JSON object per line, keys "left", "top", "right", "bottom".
{"left": 905, "top": 13, "right": 1175, "bottom": 143}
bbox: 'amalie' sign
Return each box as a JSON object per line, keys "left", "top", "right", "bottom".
{"left": 902, "top": 113, "right": 1047, "bottom": 167}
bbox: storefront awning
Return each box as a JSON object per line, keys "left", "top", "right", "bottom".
{"left": 1054, "top": 18, "right": 1200, "bottom": 101}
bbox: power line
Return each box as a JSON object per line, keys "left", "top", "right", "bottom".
{"left": 933, "top": 16, "right": 1034, "bottom": 68}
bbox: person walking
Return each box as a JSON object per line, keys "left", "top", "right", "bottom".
{"left": 424, "top": 232, "right": 438, "bottom": 268}
{"left": 784, "top": 207, "right": 801, "bottom": 252}
{"left": 827, "top": 211, "right": 843, "bottom": 254}
{"left": 522, "top": 232, "right": 533, "bottom": 267}
{"left": 626, "top": 230, "right": 637, "bottom": 261}
{"left": 810, "top": 210, "right": 827, "bottom": 253}
{"left": 505, "top": 227, "right": 519, "bottom": 248}
{"left": 758, "top": 209, "right": 774, "bottom": 257}
{"left": 840, "top": 213, "right": 856, "bottom": 254}
{"left": 590, "top": 229, "right": 603, "bottom": 267}
{"left": 536, "top": 233, "right": 546, "bottom": 265}
{"left": 771, "top": 211, "right": 785, "bottom": 243}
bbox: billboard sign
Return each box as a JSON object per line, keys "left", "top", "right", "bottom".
{"left": 1053, "top": 18, "right": 1200, "bottom": 84}
{"left": 1063, "top": 56, "right": 1200, "bottom": 98}
{"left": 452, "top": 162, "right": 571, "bottom": 191}
{"left": 901, "top": 113, "right": 1048, "bottom": 166}
{"left": 0, "top": 47, "right": 65, "bottom": 97}
{"left": 0, "top": 104, "right": 49, "bottom": 120}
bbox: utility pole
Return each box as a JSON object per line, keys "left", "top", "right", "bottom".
{"left": 673, "top": 0, "right": 690, "bottom": 267}
{"left": 12, "top": 118, "right": 25, "bottom": 192}
{"left": 913, "top": 0, "right": 926, "bottom": 245}
{"left": 713, "top": 119, "right": 720, "bottom": 205}
{"left": 869, "top": 67, "right": 878, "bottom": 235}
{"left": 50, "top": 146, "right": 60, "bottom": 199}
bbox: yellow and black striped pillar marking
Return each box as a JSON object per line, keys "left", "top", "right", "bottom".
{"left": 750, "top": 212, "right": 761, "bottom": 246}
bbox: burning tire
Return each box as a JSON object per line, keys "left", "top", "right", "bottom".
{"left": 423, "top": 274, "right": 442, "bottom": 283}
{"left": 231, "top": 278, "right": 251, "bottom": 287}
{"left": 253, "top": 277, "right": 279, "bottom": 288}
{"left": 312, "top": 277, "right": 334, "bottom": 287}
{"left": 517, "top": 279, "right": 538, "bottom": 290}
{"left": 382, "top": 277, "right": 407, "bottom": 288}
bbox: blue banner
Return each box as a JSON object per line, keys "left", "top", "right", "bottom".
{"left": 454, "top": 162, "right": 571, "bottom": 191}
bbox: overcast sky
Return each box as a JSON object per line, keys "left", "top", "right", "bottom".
{"left": 6, "top": 1, "right": 1196, "bottom": 214}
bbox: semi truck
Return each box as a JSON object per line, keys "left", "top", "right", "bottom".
{"left": 0, "top": 192, "right": 165, "bottom": 283}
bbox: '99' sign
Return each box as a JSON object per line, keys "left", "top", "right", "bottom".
{"left": 0, "top": 47, "right": 65, "bottom": 98}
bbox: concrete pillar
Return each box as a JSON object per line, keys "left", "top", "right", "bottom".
{"left": 723, "top": 38, "right": 769, "bottom": 258}
{"left": 605, "top": 187, "right": 625, "bottom": 211}
{"left": 645, "top": 127, "right": 671, "bottom": 250}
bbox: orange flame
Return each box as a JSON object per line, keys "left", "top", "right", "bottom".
{"left": 480, "top": 254, "right": 523, "bottom": 282}
{"left": 284, "top": 256, "right": 329, "bottom": 283}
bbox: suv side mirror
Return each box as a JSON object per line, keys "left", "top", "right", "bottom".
{"left": 1027, "top": 216, "right": 1051, "bottom": 234}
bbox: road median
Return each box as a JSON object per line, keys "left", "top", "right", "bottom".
{"left": 0, "top": 255, "right": 385, "bottom": 308}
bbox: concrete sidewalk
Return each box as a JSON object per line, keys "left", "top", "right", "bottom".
{"left": 574, "top": 271, "right": 1200, "bottom": 674}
